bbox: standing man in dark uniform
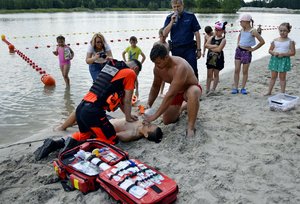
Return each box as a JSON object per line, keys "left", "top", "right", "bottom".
{"left": 163, "top": 0, "right": 202, "bottom": 79}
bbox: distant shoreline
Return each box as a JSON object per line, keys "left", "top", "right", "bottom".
{"left": 0, "top": 7, "right": 167, "bottom": 14}
{"left": 239, "top": 7, "right": 300, "bottom": 14}
{"left": 1, "top": 7, "right": 299, "bottom": 15}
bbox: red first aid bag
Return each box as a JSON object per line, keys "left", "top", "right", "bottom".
{"left": 53, "top": 139, "right": 129, "bottom": 194}
{"left": 96, "top": 159, "right": 178, "bottom": 204}
{"left": 53, "top": 139, "right": 178, "bottom": 203}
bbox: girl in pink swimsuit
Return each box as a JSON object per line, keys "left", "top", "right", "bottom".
{"left": 53, "top": 35, "right": 74, "bottom": 86}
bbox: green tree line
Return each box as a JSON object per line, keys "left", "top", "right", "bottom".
{"left": 0, "top": 0, "right": 242, "bottom": 13}
{"left": 245, "top": 0, "right": 300, "bottom": 9}
{"left": 0, "top": 0, "right": 298, "bottom": 12}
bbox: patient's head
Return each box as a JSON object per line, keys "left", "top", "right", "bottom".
{"left": 143, "top": 124, "right": 163, "bottom": 143}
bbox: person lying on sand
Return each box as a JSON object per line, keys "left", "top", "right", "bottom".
{"left": 35, "top": 59, "right": 145, "bottom": 162}
{"left": 34, "top": 116, "right": 163, "bottom": 161}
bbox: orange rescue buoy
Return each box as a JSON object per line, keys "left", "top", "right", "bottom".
{"left": 8, "top": 44, "right": 15, "bottom": 53}
{"left": 138, "top": 105, "right": 145, "bottom": 114}
{"left": 131, "top": 94, "right": 138, "bottom": 106}
{"left": 41, "top": 74, "right": 56, "bottom": 86}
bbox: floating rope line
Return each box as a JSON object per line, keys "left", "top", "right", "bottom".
{"left": 1, "top": 34, "right": 56, "bottom": 86}
{"left": 8, "top": 25, "right": 284, "bottom": 40}
{"left": 10, "top": 28, "right": 160, "bottom": 39}
{"left": 14, "top": 27, "right": 279, "bottom": 50}
{"left": 6, "top": 25, "right": 290, "bottom": 39}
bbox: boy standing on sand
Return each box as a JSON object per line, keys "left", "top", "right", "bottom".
{"left": 122, "top": 36, "right": 146, "bottom": 98}
{"left": 122, "top": 36, "right": 146, "bottom": 64}
{"left": 202, "top": 26, "right": 214, "bottom": 58}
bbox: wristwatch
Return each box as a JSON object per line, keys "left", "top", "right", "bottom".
{"left": 196, "top": 48, "right": 201, "bottom": 52}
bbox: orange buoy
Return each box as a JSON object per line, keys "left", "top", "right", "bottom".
{"left": 8, "top": 44, "right": 15, "bottom": 53}
{"left": 41, "top": 74, "right": 56, "bottom": 86}
{"left": 131, "top": 94, "right": 138, "bottom": 106}
{"left": 138, "top": 105, "right": 145, "bottom": 114}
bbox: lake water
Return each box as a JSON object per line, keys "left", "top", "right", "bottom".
{"left": 0, "top": 11, "right": 300, "bottom": 145}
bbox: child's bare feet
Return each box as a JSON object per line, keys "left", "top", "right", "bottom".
{"left": 186, "top": 128, "right": 196, "bottom": 137}
{"left": 206, "top": 89, "right": 215, "bottom": 97}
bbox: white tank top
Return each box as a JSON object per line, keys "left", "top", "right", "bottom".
{"left": 239, "top": 28, "right": 256, "bottom": 47}
{"left": 273, "top": 39, "right": 291, "bottom": 53}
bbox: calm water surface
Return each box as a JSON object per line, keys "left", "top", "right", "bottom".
{"left": 0, "top": 11, "right": 300, "bottom": 144}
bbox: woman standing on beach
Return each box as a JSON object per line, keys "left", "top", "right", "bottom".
{"left": 232, "top": 14, "right": 265, "bottom": 95}
{"left": 265, "top": 22, "right": 296, "bottom": 95}
{"left": 86, "top": 33, "right": 113, "bottom": 81}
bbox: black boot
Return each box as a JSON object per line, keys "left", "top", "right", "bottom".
{"left": 34, "top": 138, "right": 65, "bottom": 161}
{"left": 59, "top": 137, "right": 81, "bottom": 154}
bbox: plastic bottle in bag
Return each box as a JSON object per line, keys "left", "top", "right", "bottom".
{"left": 64, "top": 47, "right": 71, "bottom": 60}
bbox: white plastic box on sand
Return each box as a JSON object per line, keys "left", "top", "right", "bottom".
{"left": 268, "top": 93, "right": 299, "bottom": 111}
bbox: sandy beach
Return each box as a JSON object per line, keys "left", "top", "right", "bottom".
{"left": 0, "top": 50, "right": 299, "bottom": 204}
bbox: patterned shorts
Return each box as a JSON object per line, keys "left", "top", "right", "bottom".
{"left": 235, "top": 47, "right": 252, "bottom": 64}
{"left": 268, "top": 56, "right": 291, "bottom": 72}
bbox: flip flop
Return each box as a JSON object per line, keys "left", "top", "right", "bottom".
{"left": 241, "top": 88, "right": 247, "bottom": 95}
{"left": 231, "top": 88, "right": 239, "bottom": 94}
